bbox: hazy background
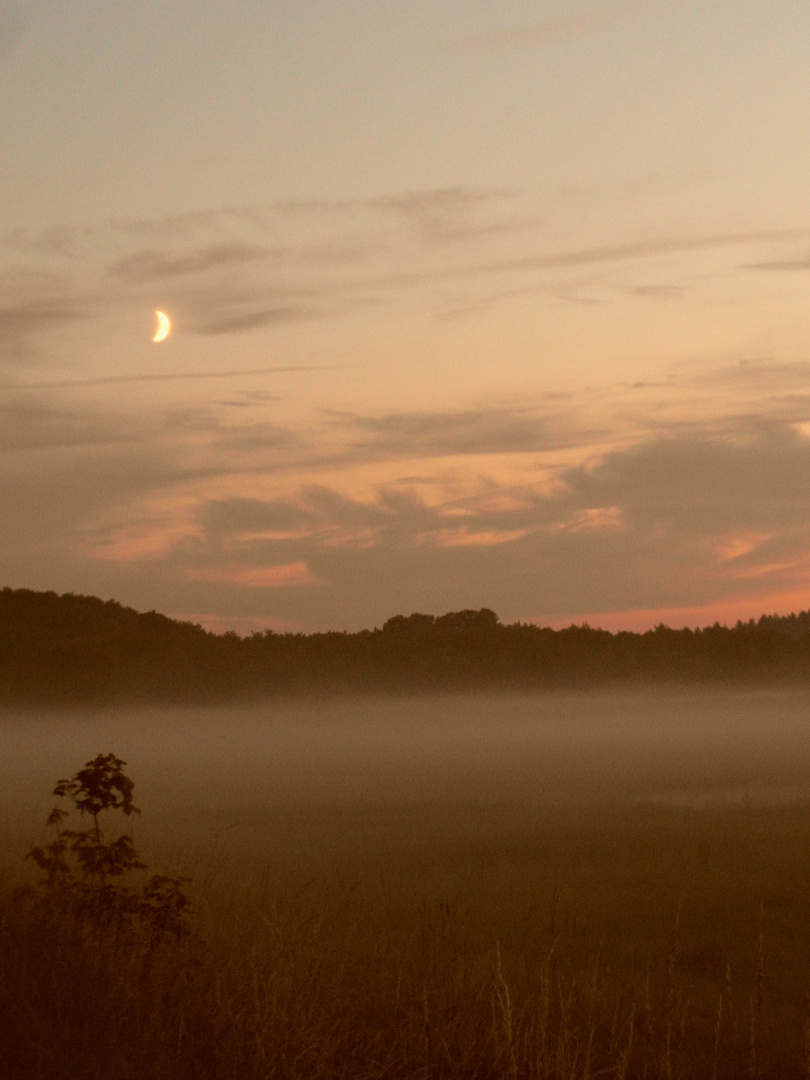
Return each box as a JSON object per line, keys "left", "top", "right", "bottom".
{"left": 4, "top": 689, "right": 810, "bottom": 881}
{"left": 3, "top": 1, "right": 810, "bottom": 633}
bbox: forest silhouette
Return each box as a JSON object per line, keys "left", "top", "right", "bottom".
{"left": 3, "top": 586, "right": 810, "bottom": 704}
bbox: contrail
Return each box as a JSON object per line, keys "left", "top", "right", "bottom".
{"left": 0, "top": 364, "right": 325, "bottom": 392}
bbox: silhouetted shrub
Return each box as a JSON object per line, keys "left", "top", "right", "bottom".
{"left": 27, "top": 753, "right": 190, "bottom": 943}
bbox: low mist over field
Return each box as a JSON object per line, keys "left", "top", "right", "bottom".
{"left": 4, "top": 688, "right": 810, "bottom": 868}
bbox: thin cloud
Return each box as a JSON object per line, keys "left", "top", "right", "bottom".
{"left": 428, "top": 527, "right": 531, "bottom": 548}
{"left": 0, "top": 392, "right": 303, "bottom": 459}
{"left": 301, "top": 225, "right": 810, "bottom": 305}
{"left": 321, "top": 405, "right": 612, "bottom": 466}
{"left": 0, "top": 365, "right": 325, "bottom": 393}
{"left": 371, "top": 187, "right": 539, "bottom": 247}
{"left": 744, "top": 257, "right": 810, "bottom": 272}
{"left": 0, "top": 398, "right": 142, "bottom": 452}
{"left": 625, "top": 283, "right": 683, "bottom": 299}
{"left": 467, "top": 228, "right": 810, "bottom": 279}
{"left": 337, "top": 407, "right": 560, "bottom": 458}
{"left": 197, "top": 307, "right": 319, "bottom": 335}
{"left": 0, "top": 300, "right": 88, "bottom": 338}
{"left": 108, "top": 243, "right": 272, "bottom": 283}
{"left": 693, "top": 360, "right": 810, "bottom": 400}
{"left": 110, "top": 189, "right": 515, "bottom": 251}
{"left": 8, "top": 194, "right": 810, "bottom": 354}
{"left": 446, "top": 0, "right": 667, "bottom": 55}
{"left": 186, "top": 561, "right": 320, "bottom": 588}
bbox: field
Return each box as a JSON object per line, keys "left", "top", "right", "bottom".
{"left": 2, "top": 688, "right": 810, "bottom": 1078}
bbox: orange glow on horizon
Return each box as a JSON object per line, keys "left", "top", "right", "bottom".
{"left": 533, "top": 590, "right": 810, "bottom": 635}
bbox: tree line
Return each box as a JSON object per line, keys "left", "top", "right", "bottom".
{"left": 3, "top": 586, "right": 810, "bottom": 704}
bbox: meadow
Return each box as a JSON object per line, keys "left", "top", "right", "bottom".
{"left": 2, "top": 688, "right": 810, "bottom": 1078}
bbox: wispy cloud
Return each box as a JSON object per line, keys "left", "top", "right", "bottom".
{"left": 196, "top": 306, "right": 319, "bottom": 336}
{"left": 0, "top": 365, "right": 325, "bottom": 393}
{"left": 4, "top": 189, "right": 534, "bottom": 350}
{"left": 342, "top": 408, "right": 548, "bottom": 454}
{"left": 428, "top": 526, "right": 531, "bottom": 548}
{"left": 0, "top": 397, "right": 141, "bottom": 452}
{"left": 0, "top": 299, "right": 89, "bottom": 353}
{"left": 330, "top": 406, "right": 597, "bottom": 461}
{"left": 108, "top": 188, "right": 519, "bottom": 253}
{"left": 370, "top": 188, "right": 539, "bottom": 246}
{"left": 744, "top": 257, "right": 810, "bottom": 272}
{"left": 446, "top": 0, "right": 668, "bottom": 55}
{"left": 186, "top": 561, "right": 320, "bottom": 588}
{"left": 463, "top": 228, "right": 810, "bottom": 279}
{"left": 108, "top": 243, "right": 272, "bottom": 283}
{"left": 4, "top": 189, "right": 810, "bottom": 361}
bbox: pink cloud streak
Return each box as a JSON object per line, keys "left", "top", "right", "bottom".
{"left": 186, "top": 562, "right": 320, "bottom": 588}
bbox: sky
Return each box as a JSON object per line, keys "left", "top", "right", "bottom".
{"left": 3, "top": 0, "right": 810, "bottom": 634}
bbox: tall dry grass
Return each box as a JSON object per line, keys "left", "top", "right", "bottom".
{"left": 1, "top": 867, "right": 806, "bottom": 1080}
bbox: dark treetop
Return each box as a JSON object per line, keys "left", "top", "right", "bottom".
{"left": 3, "top": 586, "right": 810, "bottom": 705}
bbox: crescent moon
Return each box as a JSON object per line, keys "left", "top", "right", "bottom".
{"left": 152, "top": 310, "right": 171, "bottom": 343}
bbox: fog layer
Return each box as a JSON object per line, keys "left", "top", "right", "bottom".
{"left": 3, "top": 689, "right": 810, "bottom": 859}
